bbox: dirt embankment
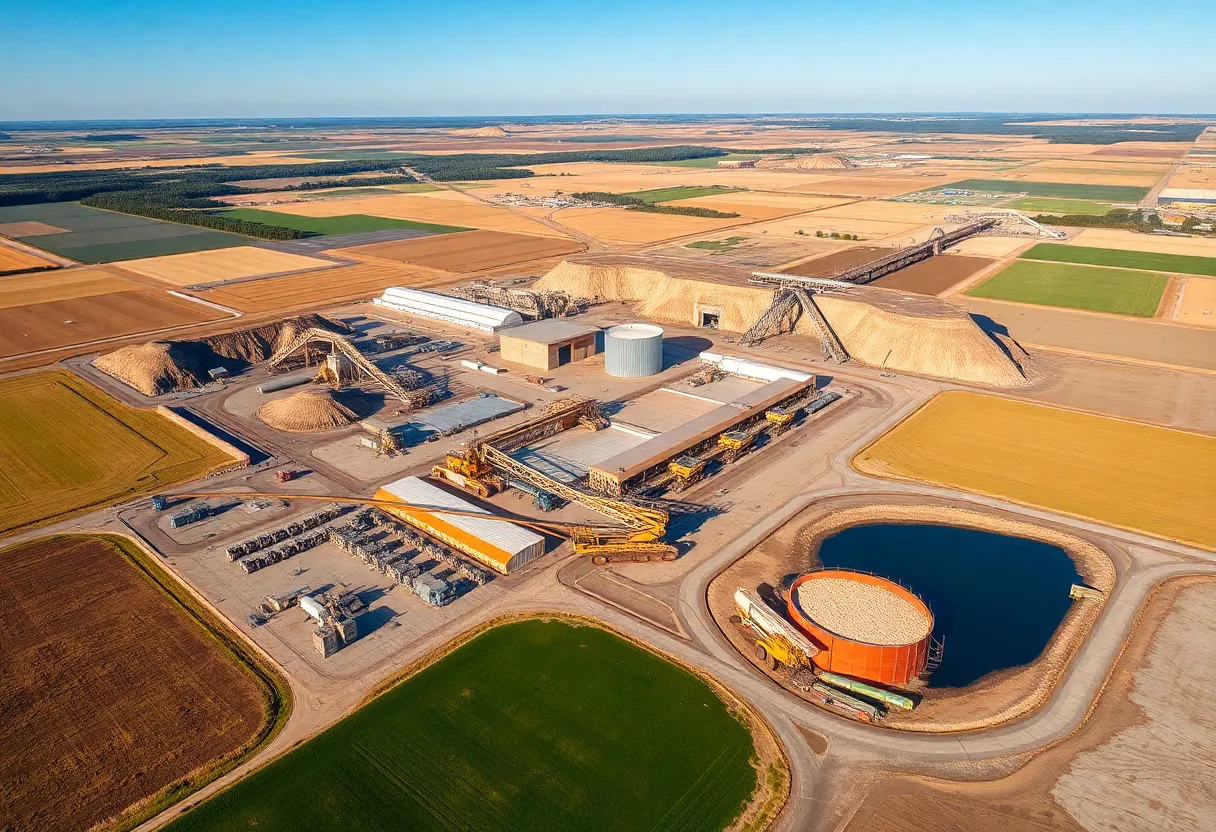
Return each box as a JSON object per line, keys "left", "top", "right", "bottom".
{"left": 708, "top": 496, "right": 1115, "bottom": 733}
{"left": 537, "top": 255, "right": 1028, "bottom": 387}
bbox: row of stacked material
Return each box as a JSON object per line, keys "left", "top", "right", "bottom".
{"left": 371, "top": 511, "right": 492, "bottom": 586}
{"left": 239, "top": 529, "right": 330, "bottom": 574}
{"left": 329, "top": 511, "right": 459, "bottom": 607}
{"left": 225, "top": 505, "right": 349, "bottom": 561}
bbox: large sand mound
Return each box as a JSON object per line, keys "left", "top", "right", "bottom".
{"left": 92, "top": 341, "right": 214, "bottom": 396}
{"left": 93, "top": 314, "right": 351, "bottom": 396}
{"left": 454, "top": 126, "right": 509, "bottom": 138}
{"left": 257, "top": 389, "right": 358, "bottom": 433}
{"left": 536, "top": 255, "right": 1026, "bottom": 387}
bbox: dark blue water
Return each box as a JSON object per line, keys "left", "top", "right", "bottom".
{"left": 814, "top": 523, "right": 1080, "bottom": 688}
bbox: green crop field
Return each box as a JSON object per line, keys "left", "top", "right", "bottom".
{"left": 687, "top": 235, "right": 749, "bottom": 251}
{"left": 966, "top": 260, "right": 1168, "bottom": 317}
{"left": 623, "top": 185, "right": 738, "bottom": 203}
{"left": 0, "top": 371, "right": 236, "bottom": 535}
{"left": 220, "top": 208, "right": 468, "bottom": 235}
{"left": 1020, "top": 243, "right": 1216, "bottom": 277}
{"left": 166, "top": 619, "right": 759, "bottom": 832}
{"left": 942, "top": 179, "right": 1150, "bottom": 203}
{"left": 0, "top": 201, "right": 246, "bottom": 263}
{"left": 1006, "top": 197, "right": 1112, "bottom": 216}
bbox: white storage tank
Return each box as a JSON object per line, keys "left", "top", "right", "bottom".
{"left": 604, "top": 323, "right": 663, "bottom": 378}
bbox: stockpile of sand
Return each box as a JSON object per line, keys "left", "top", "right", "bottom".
{"left": 93, "top": 314, "right": 352, "bottom": 396}
{"left": 795, "top": 578, "right": 931, "bottom": 645}
{"left": 758, "top": 154, "right": 853, "bottom": 171}
{"left": 92, "top": 341, "right": 214, "bottom": 396}
{"left": 256, "top": 389, "right": 358, "bottom": 433}
{"left": 454, "top": 125, "right": 509, "bottom": 138}
{"left": 537, "top": 255, "right": 1027, "bottom": 388}
{"left": 813, "top": 291, "right": 1028, "bottom": 387}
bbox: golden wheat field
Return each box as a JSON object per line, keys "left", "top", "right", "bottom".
{"left": 0, "top": 244, "right": 58, "bottom": 275}
{"left": 853, "top": 391, "right": 1216, "bottom": 549}
{"left": 116, "top": 246, "right": 336, "bottom": 286}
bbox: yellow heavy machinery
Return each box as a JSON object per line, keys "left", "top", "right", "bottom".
{"left": 431, "top": 396, "right": 678, "bottom": 564}
{"left": 734, "top": 588, "right": 819, "bottom": 672}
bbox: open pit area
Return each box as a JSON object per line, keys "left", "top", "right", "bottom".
{"left": 0, "top": 370, "right": 239, "bottom": 535}
{"left": 0, "top": 534, "right": 283, "bottom": 832}
{"left": 854, "top": 391, "right": 1216, "bottom": 550}
{"left": 709, "top": 496, "right": 1115, "bottom": 731}
{"left": 844, "top": 577, "right": 1216, "bottom": 832}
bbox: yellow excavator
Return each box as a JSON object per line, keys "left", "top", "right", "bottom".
{"left": 430, "top": 396, "right": 677, "bottom": 564}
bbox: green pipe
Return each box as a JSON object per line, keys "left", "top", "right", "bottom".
{"left": 818, "top": 671, "right": 915, "bottom": 711}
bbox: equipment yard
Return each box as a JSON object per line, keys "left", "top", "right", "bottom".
{"left": 3, "top": 113, "right": 1216, "bottom": 832}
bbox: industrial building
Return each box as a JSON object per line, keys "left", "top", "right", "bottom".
{"left": 497, "top": 319, "right": 601, "bottom": 371}
{"left": 587, "top": 375, "right": 817, "bottom": 494}
{"left": 374, "top": 286, "right": 524, "bottom": 332}
{"left": 374, "top": 476, "right": 545, "bottom": 574}
{"left": 1156, "top": 187, "right": 1216, "bottom": 206}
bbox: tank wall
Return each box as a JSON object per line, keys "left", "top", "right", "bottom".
{"left": 604, "top": 325, "right": 663, "bottom": 377}
{"left": 787, "top": 571, "right": 932, "bottom": 686}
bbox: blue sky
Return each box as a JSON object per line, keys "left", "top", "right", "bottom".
{"left": 2, "top": 0, "right": 1213, "bottom": 120}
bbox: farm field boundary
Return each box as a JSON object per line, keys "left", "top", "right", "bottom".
{"left": 966, "top": 260, "right": 1168, "bottom": 317}
{"left": 1006, "top": 197, "right": 1112, "bottom": 215}
{"left": 166, "top": 613, "right": 788, "bottom": 832}
{"left": 853, "top": 391, "right": 1216, "bottom": 550}
{"left": 0, "top": 370, "right": 238, "bottom": 534}
{"left": 623, "top": 185, "right": 739, "bottom": 203}
{"left": 941, "top": 179, "right": 1151, "bottom": 202}
{"left": 1021, "top": 243, "right": 1216, "bottom": 277}
{"left": 0, "top": 533, "right": 291, "bottom": 832}
{"left": 221, "top": 208, "right": 469, "bottom": 236}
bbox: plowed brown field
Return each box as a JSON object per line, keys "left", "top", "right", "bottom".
{"left": 0, "top": 269, "right": 229, "bottom": 359}
{"left": 336, "top": 229, "right": 583, "bottom": 272}
{"left": 871, "top": 255, "right": 994, "bottom": 295}
{"left": 783, "top": 246, "right": 894, "bottom": 276}
{"left": 0, "top": 535, "right": 268, "bottom": 832}
{"left": 189, "top": 261, "right": 458, "bottom": 313}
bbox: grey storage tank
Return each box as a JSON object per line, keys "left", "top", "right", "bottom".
{"left": 604, "top": 323, "right": 663, "bottom": 378}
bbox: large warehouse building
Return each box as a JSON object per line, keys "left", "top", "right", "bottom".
{"left": 498, "top": 319, "right": 601, "bottom": 371}
{"left": 374, "top": 476, "right": 545, "bottom": 573}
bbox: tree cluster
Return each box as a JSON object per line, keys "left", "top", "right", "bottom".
{"left": 571, "top": 191, "right": 739, "bottom": 218}
{"left": 81, "top": 192, "right": 309, "bottom": 239}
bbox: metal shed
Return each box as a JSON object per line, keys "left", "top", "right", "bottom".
{"left": 498, "top": 319, "right": 601, "bottom": 371}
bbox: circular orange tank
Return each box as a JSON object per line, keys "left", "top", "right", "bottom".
{"left": 787, "top": 569, "right": 933, "bottom": 686}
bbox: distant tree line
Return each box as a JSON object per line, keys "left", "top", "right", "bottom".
{"left": 571, "top": 191, "right": 740, "bottom": 218}
{"left": 79, "top": 134, "right": 146, "bottom": 142}
{"left": 403, "top": 146, "right": 727, "bottom": 181}
{"left": 81, "top": 192, "right": 309, "bottom": 239}
{"left": 1031, "top": 208, "right": 1164, "bottom": 230}
{"left": 282, "top": 175, "right": 413, "bottom": 191}
{"left": 764, "top": 117, "right": 1206, "bottom": 145}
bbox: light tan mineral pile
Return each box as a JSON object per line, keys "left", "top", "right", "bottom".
{"left": 795, "top": 578, "right": 931, "bottom": 645}
{"left": 256, "top": 389, "right": 358, "bottom": 433}
{"left": 92, "top": 341, "right": 211, "bottom": 396}
{"left": 453, "top": 125, "right": 509, "bottom": 138}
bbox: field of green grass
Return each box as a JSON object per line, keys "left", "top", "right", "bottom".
{"left": 0, "top": 371, "right": 235, "bottom": 535}
{"left": 623, "top": 185, "right": 738, "bottom": 203}
{"left": 687, "top": 235, "right": 748, "bottom": 251}
{"left": 166, "top": 619, "right": 759, "bottom": 832}
{"left": 966, "top": 260, "right": 1168, "bottom": 317}
{"left": 943, "top": 179, "right": 1150, "bottom": 203}
{"left": 1021, "top": 243, "right": 1216, "bottom": 277}
{"left": 1006, "top": 197, "right": 1112, "bottom": 216}
{"left": 220, "top": 208, "right": 468, "bottom": 235}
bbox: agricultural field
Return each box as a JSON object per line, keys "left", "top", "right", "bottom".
{"left": 0, "top": 265, "right": 230, "bottom": 359}
{"left": 117, "top": 245, "right": 337, "bottom": 285}
{"left": 1066, "top": 227, "right": 1216, "bottom": 257}
{"left": 0, "top": 534, "right": 282, "bottom": 832}
{"left": 1176, "top": 278, "right": 1216, "bottom": 327}
{"left": 675, "top": 191, "right": 847, "bottom": 221}
{"left": 941, "top": 179, "right": 1151, "bottom": 202}
{"left": 966, "top": 260, "right": 1168, "bottom": 317}
{"left": 337, "top": 229, "right": 583, "bottom": 271}
{"left": 0, "top": 202, "right": 247, "bottom": 263}
{"left": 870, "top": 255, "right": 994, "bottom": 295}
{"left": 221, "top": 207, "right": 467, "bottom": 236}
{"left": 0, "top": 241, "right": 58, "bottom": 274}
{"left": 1021, "top": 243, "right": 1216, "bottom": 277}
{"left": 166, "top": 619, "right": 759, "bottom": 832}
{"left": 686, "top": 235, "right": 748, "bottom": 251}
{"left": 552, "top": 205, "right": 738, "bottom": 244}
{"left": 854, "top": 391, "right": 1216, "bottom": 549}
{"left": 1005, "top": 197, "right": 1112, "bottom": 215}
{"left": 0, "top": 371, "right": 236, "bottom": 534}
{"left": 783, "top": 246, "right": 895, "bottom": 277}
{"left": 188, "top": 261, "right": 456, "bottom": 313}
{"left": 622, "top": 185, "right": 739, "bottom": 203}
